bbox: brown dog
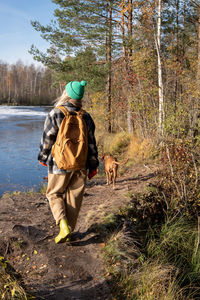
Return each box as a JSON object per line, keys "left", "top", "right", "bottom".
{"left": 101, "top": 153, "right": 120, "bottom": 189}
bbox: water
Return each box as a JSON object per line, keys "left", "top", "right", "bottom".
{"left": 0, "top": 106, "right": 51, "bottom": 196}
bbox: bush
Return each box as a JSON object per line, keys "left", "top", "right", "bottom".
{"left": 159, "top": 140, "right": 200, "bottom": 217}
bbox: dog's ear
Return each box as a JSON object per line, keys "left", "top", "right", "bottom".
{"left": 101, "top": 153, "right": 110, "bottom": 161}
{"left": 100, "top": 155, "right": 105, "bottom": 161}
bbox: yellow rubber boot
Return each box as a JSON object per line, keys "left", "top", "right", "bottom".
{"left": 55, "top": 218, "right": 71, "bottom": 244}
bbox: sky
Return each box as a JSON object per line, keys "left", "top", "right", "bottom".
{"left": 0, "top": 0, "right": 57, "bottom": 66}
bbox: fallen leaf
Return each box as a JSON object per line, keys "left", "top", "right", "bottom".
{"left": 39, "top": 264, "right": 47, "bottom": 269}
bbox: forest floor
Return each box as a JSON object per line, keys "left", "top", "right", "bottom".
{"left": 0, "top": 163, "right": 158, "bottom": 300}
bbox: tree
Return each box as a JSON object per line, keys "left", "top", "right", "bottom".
{"left": 156, "top": 0, "right": 165, "bottom": 137}
{"left": 30, "top": 0, "right": 112, "bottom": 82}
{"left": 106, "top": 0, "right": 113, "bottom": 132}
{"left": 30, "top": 0, "right": 121, "bottom": 131}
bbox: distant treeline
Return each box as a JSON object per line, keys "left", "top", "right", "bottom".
{"left": 0, "top": 60, "right": 60, "bottom": 106}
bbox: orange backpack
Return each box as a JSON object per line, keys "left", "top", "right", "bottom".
{"left": 52, "top": 106, "right": 88, "bottom": 170}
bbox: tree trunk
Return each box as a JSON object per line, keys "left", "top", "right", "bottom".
{"left": 121, "top": 3, "right": 126, "bottom": 58}
{"left": 128, "top": 0, "right": 133, "bottom": 59}
{"left": 127, "top": 0, "right": 133, "bottom": 133}
{"left": 197, "top": 6, "right": 200, "bottom": 86}
{"left": 174, "top": 0, "right": 180, "bottom": 109}
{"left": 106, "top": 0, "right": 112, "bottom": 133}
{"left": 156, "top": 0, "right": 164, "bottom": 137}
{"left": 192, "top": 6, "right": 200, "bottom": 141}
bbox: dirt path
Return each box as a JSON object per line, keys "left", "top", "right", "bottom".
{"left": 0, "top": 164, "right": 157, "bottom": 300}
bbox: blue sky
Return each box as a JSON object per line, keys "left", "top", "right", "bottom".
{"left": 0, "top": 0, "right": 57, "bottom": 65}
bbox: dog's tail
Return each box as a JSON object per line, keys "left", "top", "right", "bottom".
{"left": 112, "top": 158, "right": 129, "bottom": 166}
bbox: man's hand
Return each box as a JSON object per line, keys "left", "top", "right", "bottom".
{"left": 88, "top": 169, "right": 97, "bottom": 180}
{"left": 39, "top": 161, "right": 47, "bottom": 167}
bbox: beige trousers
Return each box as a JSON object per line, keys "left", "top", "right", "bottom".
{"left": 46, "top": 170, "right": 87, "bottom": 231}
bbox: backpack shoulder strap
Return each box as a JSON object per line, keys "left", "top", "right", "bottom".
{"left": 57, "top": 105, "right": 70, "bottom": 117}
{"left": 57, "top": 105, "right": 86, "bottom": 118}
{"left": 77, "top": 108, "right": 86, "bottom": 118}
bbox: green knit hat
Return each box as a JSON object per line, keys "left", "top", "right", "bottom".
{"left": 65, "top": 80, "right": 87, "bottom": 100}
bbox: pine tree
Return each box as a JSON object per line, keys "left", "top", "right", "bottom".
{"left": 30, "top": 0, "right": 122, "bottom": 131}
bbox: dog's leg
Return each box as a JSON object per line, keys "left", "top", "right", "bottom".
{"left": 106, "top": 171, "right": 109, "bottom": 185}
{"left": 109, "top": 172, "right": 113, "bottom": 185}
{"left": 113, "top": 168, "right": 117, "bottom": 189}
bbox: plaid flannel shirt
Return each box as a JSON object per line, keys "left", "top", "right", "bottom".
{"left": 38, "top": 103, "right": 99, "bottom": 174}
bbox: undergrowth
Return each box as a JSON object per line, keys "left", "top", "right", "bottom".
{"left": 91, "top": 138, "right": 200, "bottom": 299}
{"left": 97, "top": 132, "right": 157, "bottom": 164}
{"left": 97, "top": 193, "right": 200, "bottom": 299}
{"left": 0, "top": 256, "right": 31, "bottom": 300}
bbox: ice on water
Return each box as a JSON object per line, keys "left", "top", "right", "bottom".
{"left": 0, "top": 106, "right": 48, "bottom": 119}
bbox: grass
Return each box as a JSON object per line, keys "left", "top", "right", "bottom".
{"left": 127, "top": 135, "right": 158, "bottom": 163}
{"left": 103, "top": 132, "right": 131, "bottom": 155}
{"left": 91, "top": 193, "right": 200, "bottom": 299}
{"left": 0, "top": 256, "right": 31, "bottom": 300}
{"left": 2, "top": 183, "right": 47, "bottom": 198}
{"left": 147, "top": 218, "right": 200, "bottom": 281}
{"left": 95, "top": 131, "right": 158, "bottom": 173}
{"left": 95, "top": 131, "right": 131, "bottom": 158}
{"left": 37, "top": 183, "right": 47, "bottom": 193}
{"left": 131, "top": 262, "right": 181, "bottom": 300}
{"left": 102, "top": 225, "right": 183, "bottom": 299}
{"left": 86, "top": 209, "right": 120, "bottom": 235}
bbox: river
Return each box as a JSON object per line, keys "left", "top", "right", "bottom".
{"left": 0, "top": 106, "right": 51, "bottom": 196}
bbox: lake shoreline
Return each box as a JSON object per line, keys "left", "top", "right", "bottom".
{"left": 0, "top": 106, "right": 49, "bottom": 196}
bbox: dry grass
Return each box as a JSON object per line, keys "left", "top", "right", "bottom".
{"left": 132, "top": 262, "right": 181, "bottom": 300}
{"left": 104, "top": 229, "right": 141, "bottom": 265}
{"left": 0, "top": 256, "right": 29, "bottom": 300}
{"left": 85, "top": 203, "right": 109, "bottom": 228}
{"left": 94, "top": 131, "right": 131, "bottom": 158}
{"left": 38, "top": 183, "right": 47, "bottom": 193}
{"left": 127, "top": 135, "right": 157, "bottom": 163}
{"left": 96, "top": 132, "right": 157, "bottom": 166}
{"left": 103, "top": 228, "right": 187, "bottom": 300}
{"left": 102, "top": 132, "right": 131, "bottom": 155}
{"left": 102, "top": 225, "right": 184, "bottom": 300}
{"left": 98, "top": 199, "right": 200, "bottom": 299}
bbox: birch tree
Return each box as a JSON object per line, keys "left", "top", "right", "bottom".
{"left": 155, "top": 0, "right": 164, "bottom": 137}
{"left": 106, "top": 0, "right": 113, "bottom": 132}
{"left": 127, "top": 0, "right": 133, "bottom": 134}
